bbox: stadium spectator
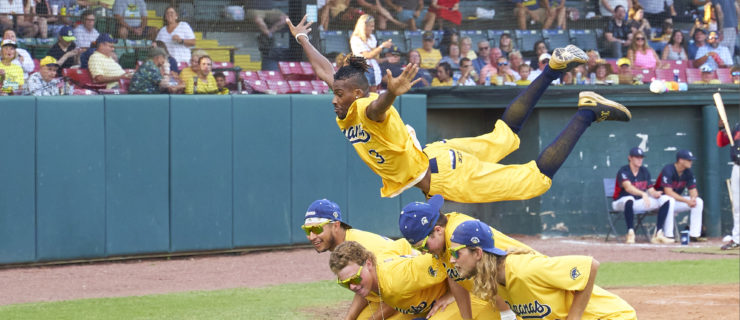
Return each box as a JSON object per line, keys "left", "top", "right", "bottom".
{"left": 457, "top": 57, "right": 477, "bottom": 85}
{"left": 437, "top": 27, "right": 458, "bottom": 56}
{"left": 732, "top": 66, "right": 740, "bottom": 84}
{"left": 180, "top": 49, "right": 206, "bottom": 91}
{"left": 639, "top": 0, "right": 676, "bottom": 26}
{"left": 129, "top": 47, "right": 174, "bottom": 94}
{"left": 49, "top": 25, "right": 83, "bottom": 73}
{"left": 89, "top": 33, "right": 131, "bottom": 88}
{"left": 459, "top": 36, "right": 476, "bottom": 60}
{"left": 605, "top": 5, "right": 633, "bottom": 58}
{"left": 423, "top": 0, "right": 461, "bottom": 30}
{"left": 378, "top": 45, "right": 403, "bottom": 89}
{"left": 565, "top": 64, "right": 589, "bottom": 84}
{"left": 471, "top": 40, "right": 491, "bottom": 74}
{"left": 214, "top": 71, "right": 229, "bottom": 95}
{"left": 351, "top": 14, "right": 391, "bottom": 89}
{"left": 184, "top": 55, "right": 217, "bottom": 94}
{"left": 714, "top": 0, "right": 737, "bottom": 56}
{"left": 692, "top": 63, "right": 721, "bottom": 83}
{"left": 653, "top": 149, "right": 706, "bottom": 242}
{"left": 515, "top": 63, "right": 532, "bottom": 85}
{"left": 355, "top": 0, "right": 406, "bottom": 30}
{"left": 530, "top": 39, "right": 549, "bottom": 66}
{"left": 687, "top": 28, "right": 708, "bottom": 59}
{"left": 153, "top": 40, "right": 179, "bottom": 75}
{"left": 416, "top": 30, "right": 441, "bottom": 69}
{"left": 661, "top": 30, "right": 687, "bottom": 60}
{"left": 24, "top": 56, "right": 62, "bottom": 96}
{"left": 91, "top": 0, "right": 114, "bottom": 9}
{"left": 627, "top": 30, "right": 667, "bottom": 69}
{"left": 73, "top": 10, "right": 99, "bottom": 48}
{"left": 0, "top": 39, "right": 23, "bottom": 92}
{"left": 616, "top": 57, "right": 637, "bottom": 84}
{"left": 586, "top": 49, "right": 601, "bottom": 74}
{"left": 600, "top": 0, "right": 630, "bottom": 17}
{"left": 156, "top": 6, "right": 195, "bottom": 65}
{"left": 527, "top": 53, "right": 551, "bottom": 82}
{"left": 478, "top": 49, "right": 504, "bottom": 84}
{"left": 593, "top": 60, "right": 618, "bottom": 84}
{"left": 438, "top": 42, "right": 460, "bottom": 69}
{"left": 493, "top": 56, "right": 516, "bottom": 85}
{"left": 0, "top": 0, "right": 38, "bottom": 37}
{"left": 498, "top": 32, "right": 514, "bottom": 57}
{"left": 654, "top": 21, "right": 674, "bottom": 44}
{"left": 693, "top": 31, "right": 733, "bottom": 68}
{"left": 431, "top": 61, "right": 453, "bottom": 86}
{"left": 550, "top": 0, "right": 568, "bottom": 29}
{"left": 628, "top": 4, "right": 651, "bottom": 35}
{"left": 2, "top": 29, "right": 33, "bottom": 77}
{"left": 318, "top": 0, "right": 350, "bottom": 31}
{"left": 508, "top": 50, "right": 523, "bottom": 80}
{"left": 386, "top": 0, "right": 425, "bottom": 31}
{"left": 513, "top": 0, "right": 558, "bottom": 30}
{"left": 407, "top": 49, "right": 431, "bottom": 87}
{"left": 114, "top": 0, "right": 156, "bottom": 40}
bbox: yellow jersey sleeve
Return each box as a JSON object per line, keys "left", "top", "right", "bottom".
{"left": 377, "top": 254, "right": 448, "bottom": 315}
{"left": 336, "top": 93, "right": 428, "bottom": 198}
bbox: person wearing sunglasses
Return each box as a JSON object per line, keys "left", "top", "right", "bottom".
{"left": 330, "top": 239, "right": 493, "bottom": 320}
{"left": 302, "top": 199, "right": 411, "bottom": 320}
{"left": 693, "top": 31, "right": 733, "bottom": 69}
{"left": 399, "top": 195, "right": 540, "bottom": 320}
{"left": 626, "top": 30, "right": 667, "bottom": 70}
{"left": 448, "top": 220, "right": 637, "bottom": 320}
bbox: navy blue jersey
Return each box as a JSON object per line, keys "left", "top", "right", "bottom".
{"left": 613, "top": 165, "right": 652, "bottom": 200}
{"left": 653, "top": 164, "right": 697, "bottom": 195}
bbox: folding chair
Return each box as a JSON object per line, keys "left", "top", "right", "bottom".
{"left": 603, "top": 178, "right": 657, "bottom": 242}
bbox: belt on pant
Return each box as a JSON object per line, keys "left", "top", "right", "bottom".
{"left": 428, "top": 149, "right": 456, "bottom": 174}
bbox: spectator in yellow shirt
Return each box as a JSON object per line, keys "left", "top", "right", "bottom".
{"left": 0, "top": 40, "right": 25, "bottom": 93}
{"left": 184, "top": 55, "right": 218, "bottom": 94}
{"left": 416, "top": 31, "right": 441, "bottom": 69}
{"left": 214, "top": 71, "right": 230, "bottom": 95}
{"left": 515, "top": 64, "right": 532, "bottom": 85}
{"left": 89, "top": 34, "right": 133, "bottom": 89}
{"left": 431, "top": 61, "right": 453, "bottom": 86}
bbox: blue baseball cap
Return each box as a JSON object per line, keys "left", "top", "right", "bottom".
{"left": 59, "top": 25, "right": 76, "bottom": 42}
{"left": 629, "top": 147, "right": 644, "bottom": 157}
{"left": 399, "top": 194, "right": 444, "bottom": 244}
{"left": 676, "top": 149, "right": 696, "bottom": 161}
{"left": 450, "top": 220, "right": 507, "bottom": 256}
{"left": 304, "top": 199, "right": 351, "bottom": 228}
{"left": 95, "top": 33, "right": 118, "bottom": 45}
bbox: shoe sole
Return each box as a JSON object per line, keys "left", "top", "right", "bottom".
{"left": 578, "top": 91, "right": 632, "bottom": 122}
{"left": 550, "top": 45, "right": 588, "bottom": 71}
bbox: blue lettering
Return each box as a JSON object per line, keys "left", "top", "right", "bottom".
{"left": 396, "top": 301, "right": 429, "bottom": 314}
{"left": 506, "top": 300, "right": 552, "bottom": 319}
{"left": 342, "top": 124, "right": 371, "bottom": 144}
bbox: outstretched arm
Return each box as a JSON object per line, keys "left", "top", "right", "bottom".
{"left": 366, "top": 64, "right": 422, "bottom": 122}
{"left": 286, "top": 15, "right": 336, "bottom": 87}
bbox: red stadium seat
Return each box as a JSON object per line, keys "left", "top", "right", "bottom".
{"left": 178, "top": 61, "right": 189, "bottom": 70}
{"left": 212, "top": 61, "right": 234, "bottom": 69}
{"left": 288, "top": 80, "right": 316, "bottom": 94}
{"left": 665, "top": 60, "right": 688, "bottom": 73}
{"left": 219, "top": 70, "right": 237, "bottom": 85}
{"left": 244, "top": 79, "right": 269, "bottom": 93}
{"left": 72, "top": 88, "right": 99, "bottom": 95}
{"left": 685, "top": 68, "right": 703, "bottom": 83}
{"left": 716, "top": 68, "right": 732, "bottom": 84}
{"left": 605, "top": 59, "right": 618, "bottom": 73}
{"left": 240, "top": 71, "right": 260, "bottom": 83}
{"left": 63, "top": 68, "right": 106, "bottom": 90}
{"left": 33, "top": 58, "right": 40, "bottom": 73}
{"left": 279, "top": 61, "right": 304, "bottom": 79}
{"left": 98, "top": 78, "right": 131, "bottom": 94}
{"left": 631, "top": 68, "right": 655, "bottom": 82}
{"left": 311, "top": 80, "right": 330, "bottom": 94}
{"left": 267, "top": 80, "right": 293, "bottom": 94}
{"left": 655, "top": 68, "right": 686, "bottom": 82}
{"left": 258, "top": 70, "right": 285, "bottom": 82}
{"left": 300, "top": 61, "right": 315, "bottom": 78}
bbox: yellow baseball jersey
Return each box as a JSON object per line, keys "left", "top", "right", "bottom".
{"left": 424, "top": 119, "right": 552, "bottom": 203}
{"left": 337, "top": 93, "right": 429, "bottom": 198}
{"left": 500, "top": 254, "right": 636, "bottom": 320}
{"left": 345, "top": 229, "right": 405, "bottom": 308}
{"left": 0, "top": 62, "right": 25, "bottom": 92}
{"left": 376, "top": 247, "right": 448, "bottom": 316}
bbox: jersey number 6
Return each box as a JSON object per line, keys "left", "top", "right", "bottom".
{"left": 369, "top": 149, "right": 385, "bottom": 164}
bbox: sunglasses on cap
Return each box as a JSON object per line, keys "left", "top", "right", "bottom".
{"left": 337, "top": 264, "right": 363, "bottom": 289}
{"left": 300, "top": 220, "right": 332, "bottom": 236}
{"left": 412, "top": 235, "right": 430, "bottom": 252}
{"left": 448, "top": 244, "right": 468, "bottom": 259}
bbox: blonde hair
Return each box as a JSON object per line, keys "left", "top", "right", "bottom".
{"left": 472, "top": 247, "right": 533, "bottom": 301}
{"left": 329, "top": 241, "right": 376, "bottom": 274}
{"left": 192, "top": 49, "right": 208, "bottom": 60}
{"left": 352, "top": 14, "right": 374, "bottom": 42}
{"left": 629, "top": 30, "right": 649, "bottom": 52}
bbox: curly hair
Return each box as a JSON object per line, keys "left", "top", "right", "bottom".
{"left": 334, "top": 55, "right": 370, "bottom": 91}
{"left": 329, "top": 241, "right": 376, "bottom": 275}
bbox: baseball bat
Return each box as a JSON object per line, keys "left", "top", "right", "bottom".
{"left": 713, "top": 92, "right": 734, "bottom": 146}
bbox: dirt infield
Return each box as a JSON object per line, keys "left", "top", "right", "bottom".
{"left": 1, "top": 236, "right": 738, "bottom": 319}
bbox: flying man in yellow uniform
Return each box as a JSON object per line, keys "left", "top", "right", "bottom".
{"left": 449, "top": 220, "right": 637, "bottom": 320}
{"left": 287, "top": 16, "right": 631, "bottom": 204}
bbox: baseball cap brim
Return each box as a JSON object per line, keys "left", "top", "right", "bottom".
{"left": 483, "top": 246, "right": 507, "bottom": 256}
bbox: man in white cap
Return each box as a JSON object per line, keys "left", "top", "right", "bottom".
{"left": 25, "top": 56, "right": 63, "bottom": 96}
{"left": 528, "top": 53, "right": 559, "bottom": 84}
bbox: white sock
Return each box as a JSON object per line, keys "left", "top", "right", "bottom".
{"left": 500, "top": 309, "right": 517, "bottom": 320}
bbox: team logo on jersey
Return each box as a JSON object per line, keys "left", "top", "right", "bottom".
{"left": 396, "top": 301, "right": 428, "bottom": 314}
{"left": 470, "top": 236, "right": 480, "bottom": 244}
{"left": 506, "top": 300, "right": 552, "bottom": 319}
{"left": 343, "top": 124, "right": 371, "bottom": 144}
{"left": 421, "top": 217, "right": 429, "bottom": 225}
{"left": 570, "top": 267, "right": 581, "bottom": 280}
{"left": 428, "top": 266, "right": 437, "bottom": 277}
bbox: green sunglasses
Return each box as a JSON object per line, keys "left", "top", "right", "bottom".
{"left": 448, "top": 244, "right": 468, "bottom": 259}
{"left": 412, "top": 235, "right": 430, "bottom": 252}
{"left": 300, "top": 220, "right": 332, "bottom": 236}
{"left": 337, "top": 265, "right": 363, "bottom": 289}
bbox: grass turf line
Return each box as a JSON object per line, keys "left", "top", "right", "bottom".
{"left": 1, "top": 258, "right": 737, "bottom": 319}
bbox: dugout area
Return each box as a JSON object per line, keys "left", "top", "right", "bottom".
{"left": 0, "top": 85, "right": 737, "bottom": 265}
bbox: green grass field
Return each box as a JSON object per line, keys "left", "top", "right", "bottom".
{"left": 1, "top": 258, "right": 737, "bottom": 320}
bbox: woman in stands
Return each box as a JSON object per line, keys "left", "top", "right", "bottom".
{"left": 432, "top": 61, "right": 453, "bottom": 86}
{"left": 156, "top": 6, "right": 196, "bottom": 65}
{"left": 0, "top": 39, "right": 24, "bottom": 93}
{"left": 184, "top": 55, "right": 217, "bottom": 94}
{"left": 627, "top": 4, "right": 651, "bottom": 36}
{"left": 1, "top": 29, "right": 34, "bottom": 78}
{"left": 661, "top": 30, "right": 687, "bottom": 61}
{"left": 627, "top": 30, "right": 667, "bottom": 70}
{"left": 423, "top": 0, "right": 461, "bottom": 31}
{"left": 530, "top": 40, "right": 549, "bottom": 67}
{"left": 350, "top": 14, "right": 392, "bottom": 92}
{"left": 498, "top": 33, "right": 514, "bottom": 58}
{"left": 459, "top": 36, "right": 476, "bottom": 60}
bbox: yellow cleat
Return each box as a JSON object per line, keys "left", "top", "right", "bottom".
{"left": 578, "top": 91, "right": 632, "bottom": 122}
{"left": 549, "top": 45, "right": 588, "bottom": 72}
